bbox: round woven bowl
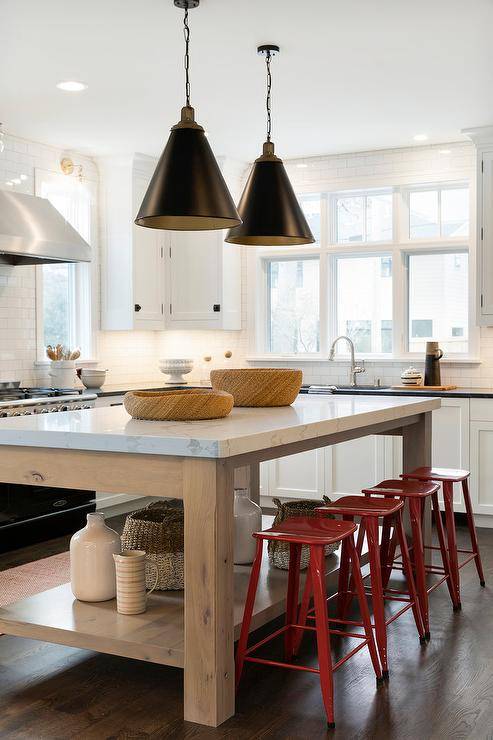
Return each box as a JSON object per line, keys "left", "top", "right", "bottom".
{"left": 123, "top": 388, "right": 234, "bottom": 421}
{"left": 210, "top": 368, "right": 303, "bottom": 407}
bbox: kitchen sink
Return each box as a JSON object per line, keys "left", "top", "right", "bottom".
{"left": 301, "top": 384, "right": 391, "bottom": 394}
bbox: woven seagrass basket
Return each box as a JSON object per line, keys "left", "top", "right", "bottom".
{"left": 268, "top": 497, "right": 340, "bottom": 570}
{"left": 121, "top": 500, "right": 184, "bottom": 590}
{"left": 210, "top": 368, "right": 302, "bottom": 407}
{"left": 123, "top": 388, "right": 233, "bottom": 421}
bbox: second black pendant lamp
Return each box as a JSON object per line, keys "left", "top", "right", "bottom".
{"left": 225, "top": 45, "right": 314, "bottom": 246}
{"left": 135, "top": 0, "right": 241, "bottom": 231}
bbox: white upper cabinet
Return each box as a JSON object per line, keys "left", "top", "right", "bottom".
{"left": 99, "top": 154, "right": 165, "bottom": 331}
{"left": 165, "top": 230, "right": 241, "bottom": 330}
{"left": 99, "top": 153, "right": 243, "bottom": 332}
{"left": 464, "top": 126, "right": 493, "bottom": 325}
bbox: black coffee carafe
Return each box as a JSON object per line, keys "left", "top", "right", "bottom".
{"left": 424, "top": 341, "right": 443, "bottom": 386}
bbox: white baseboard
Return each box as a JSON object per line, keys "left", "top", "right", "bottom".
{"left": 96, "top": 493, "right": 154, "bottom": 518}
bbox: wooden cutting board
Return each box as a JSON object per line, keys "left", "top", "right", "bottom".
{"left": 391, "top": 384, "right": 458, "bottom": 391}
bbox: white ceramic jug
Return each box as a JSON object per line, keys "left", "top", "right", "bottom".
{"left": 234, "top": 488, "right": 262, "bottom": 565}
{"left": 70, "top": 513, "right": 121, "bottom": 602}
{"left": 49, "top": 359, "right": 77, "bottom": 389}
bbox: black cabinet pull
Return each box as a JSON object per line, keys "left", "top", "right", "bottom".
{"left": 134, "top": 304, "right": 142, "bottom": 312}
{"left": 213, "top": 304, "right": 221, "bottom": 312}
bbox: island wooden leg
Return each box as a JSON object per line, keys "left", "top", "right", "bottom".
{"left": 183, "top": 458, "right": 235, "bottom": 727}
{"left": 402, "top": 411, "right": 433, "bottom": 555}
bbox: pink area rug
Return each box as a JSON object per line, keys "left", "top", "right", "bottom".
{"left": 0, "top": 552, "right": 70, "bottom": 607}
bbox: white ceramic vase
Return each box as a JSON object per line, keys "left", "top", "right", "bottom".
{"left": 234, "top": 488, "right": 262, "bottom": 565}
{"left": 70, "top": 512, "right": 121, "bottom": 602}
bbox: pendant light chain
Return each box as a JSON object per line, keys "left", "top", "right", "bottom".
{"left": 265, "top": 51, "right": 272, "bottom": 142}
{"left": 183, "top": 5, "right": 191, "bottom": 106}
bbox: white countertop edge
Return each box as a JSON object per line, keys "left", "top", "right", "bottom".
{"left": 0, "top": 396, "right": 441, "bottom": 459}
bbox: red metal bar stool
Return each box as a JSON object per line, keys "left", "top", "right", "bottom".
{"left": 362, "top": 479, "right": 459, "bottom": 639}
{"left": 401, "top": 467, "right": 486, "bottom": 609}
{"left": 295, "top": 496, "right": 425, "bottom": 680}
{"left": 235, "top": 517, "right": 382, "bottom": 729}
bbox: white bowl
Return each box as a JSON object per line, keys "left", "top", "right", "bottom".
{"left": 158, "top": 358, "right": 194, "bottom": 384}
{"left": 80, "top": 369, "right": 107, "bottom": 389}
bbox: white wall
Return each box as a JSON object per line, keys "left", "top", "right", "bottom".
{"left": 2, "top": 131, "right": 493, "bottom": 390}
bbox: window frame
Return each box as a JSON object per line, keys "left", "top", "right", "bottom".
{"left": 34, "top": 168, "right": 97, "bottom": 362}
{"left": 251, "top": 179, "right": 478, "bottom": 362}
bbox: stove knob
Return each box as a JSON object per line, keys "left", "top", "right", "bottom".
{"left": 82, "top": 404, "right": 92, "bottom": 409}
{"left": 0, "top": 411, "right": 8, "bottom": 418}
{"left": 40, "top": 408, "right": 50, "bottom": 413}
{"left": 60, "top": 405, "right": 69, "bottom": 411}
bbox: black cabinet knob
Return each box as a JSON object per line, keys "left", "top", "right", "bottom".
{"left": 134, "top": 304, "right": 142, "bottom": 312}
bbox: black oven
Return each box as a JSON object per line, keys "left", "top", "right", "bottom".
{"left": 0, "top": 483, "right": 95, "bottom": 552}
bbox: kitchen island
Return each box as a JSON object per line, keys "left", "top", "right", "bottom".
{"left": 0, "top": 394, "right": 440, "bottom": 727}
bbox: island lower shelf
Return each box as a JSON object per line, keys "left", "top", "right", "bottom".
{"left": 0, "top": 547, "right": 347, "bottom": 669}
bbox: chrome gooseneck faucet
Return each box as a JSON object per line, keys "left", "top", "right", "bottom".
{"left": 329, "top": 335, "right": 366, "bottom": 387}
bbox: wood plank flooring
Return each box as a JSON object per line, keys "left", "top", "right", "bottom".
{"left": 0, "top": 519, "right": 492, "bottom": 739}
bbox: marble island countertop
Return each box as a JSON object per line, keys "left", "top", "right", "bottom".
{"left": 0, "top": 394, "right": 440, "bottom": 458}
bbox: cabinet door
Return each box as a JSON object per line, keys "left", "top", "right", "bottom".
{"left": 325, "top": 436, "right": 388, "bottom": 500}
{"left": 167, "top": 231, "right": 221, "bottom": 325}
{"left": 391, "top": 398, "right": 469, "bottom": 510}
{"left": 470, "top": 422, "right": 493, "bottom": 516}
{"left": 267, "top": 449, "right": 325, "bottom": 501}
{"left": 480, "top": 150, "right": 493, "bottom": 321}
{"left": 132, "top": 175, "right": 165, "bottom": 329}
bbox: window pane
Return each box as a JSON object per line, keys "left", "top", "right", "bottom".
{"left": 268, "top": 259, "right": 319, "bottom": 353}
{"left": 366, "top": 193, "right": 393, "bottom": 241}
{"left": 43, "top": 264, "right": 71, "bottom": 347}
{"left": 408, "top": 252, "right": 468, "bottom": 353}
{"left": 336, "top": 255, "right": 393, "bottom": 354}
{"left": 299, "top": 194, "right": 321, "bottom": 243}
{"left": 336, "top": 196, "right": 365, "bottom": 243}
{"left": 441, "top": 188, "right": 469, "bottom": 237}
{"left": 409, "top": 190, "right": 439, "bottom": 238}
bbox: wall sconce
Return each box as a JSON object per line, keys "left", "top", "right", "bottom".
{"left": 60, "top": 157, "right": 83, "bottom": 182}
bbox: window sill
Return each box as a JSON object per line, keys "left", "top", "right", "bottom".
{"left": 34, "top": 359, "right": 100, "bottom": 367}
{"left": 246, "top": 355, "right": 481, "bottom": 365}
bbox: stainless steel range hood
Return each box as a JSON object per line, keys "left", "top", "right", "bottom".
{"left": 0, "top": 190, "right": 91, "bottom": 265}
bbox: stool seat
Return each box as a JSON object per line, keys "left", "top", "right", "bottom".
{"left": 316, "top": 496, "right": 404, "bottom": 518}
{"left": 362, "top": 478, "right": 439, "bottom": 497}
{"left": 254, "top": 516, "right": 356, "bottom": 546}
{"left": 402, "top": 466, "right": 469, "bottom": 482}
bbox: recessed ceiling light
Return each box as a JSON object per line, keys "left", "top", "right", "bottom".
{"left": 56, "top": 80, "right": 88, "bottom": 92}
{"left": 439, "top": 149, "right": 451, "bottom": 155}
{"left": 413, "top": 134, "right": 428, "bottom": 142}
{"left": 12, "top": 178, "right": 21, "bottom": 184}
{"left": 296, "top": 163, "right": 308, "bottom": 169}
{"left": 20, "top": 174, "right": 28, "bottom": 181}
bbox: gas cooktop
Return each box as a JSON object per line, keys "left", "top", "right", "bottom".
{"left": 0, "top": 387, "right": 84, "bottom": 402}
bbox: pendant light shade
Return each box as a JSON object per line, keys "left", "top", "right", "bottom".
{"left": 225, "top": 142, "right": 314, "bottom": 245}
{"left": 135, "top": 1, "right": 241, "bottom": 232}
{"left": 135, "top": 106, "right": 241, "bottom": 230}
{"left": 225, "top": 45, "right": 314, "bottom": 246}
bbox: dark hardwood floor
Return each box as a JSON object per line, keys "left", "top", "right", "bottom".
{"left": 0, "top": 519, "right": 492, "bottom": 739}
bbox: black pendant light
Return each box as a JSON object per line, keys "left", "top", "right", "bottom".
{"left": 225, "top": 45, "right": 314, "bottom": 246}
{"left": 135, "top": 0, "right": 241, "bottom": 231}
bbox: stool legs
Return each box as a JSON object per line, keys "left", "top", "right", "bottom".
{"left": 365, "top": 517, "right": 389, "bottom": 678}
{"left": 285, "top": 543, "right": 301, "bottom": 660}
{"left": 309, "top": 544, "right": 335, "bottom": 728}
{"left": 462, "top": 479, "right": 486, "bottom": 587}
{"left": 442, "top": 482, "right": 461, "bottom": 610}
{"left": 431, "top": 491, "right": 459, "bottom": 610}
{"left": 408, "top": 497, "right": 430, "bottom": 638}
{"left": 235, "top": 538, "right": 263, "bottom": 689}
{"left": 393, "top": 509, "right": 426, "bottom": 643}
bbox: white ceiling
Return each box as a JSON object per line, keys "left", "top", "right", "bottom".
{"left": 2, "top": 0, "right": 493, "bottom": 161}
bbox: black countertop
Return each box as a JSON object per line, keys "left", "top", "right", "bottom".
{"left": 90, "top": 381, "right": 493, "bottom": 400}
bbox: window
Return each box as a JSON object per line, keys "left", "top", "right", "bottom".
{"left": 268, "top": 258, "right": 319, "bottom": 353}
{"left": 299, "top": 194, "right": 321, "bottom": 243}
{"left": 409, "top": 186, "right": 469, "bottom": 239}
{"left": 408, "top": 252, "right": 468, "bottom": 353}
{"left": 335, "top": 191, "right": 392, "bottom": 243}
{"left": 336, "top": 255, "right": 393, "bottom": 354}
{"left": 35, "top": 170, "right": 93, "bottom": 358}
{"left": 259, "top": 180, "right": 473, "bottom": 359}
